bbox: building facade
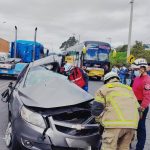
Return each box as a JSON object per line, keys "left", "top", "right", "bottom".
{"left": 0, "top": 38, "right": 9, "bottom": 53}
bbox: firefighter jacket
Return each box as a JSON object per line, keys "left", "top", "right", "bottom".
{"left": 132, "top": 75, "right": 150, "bottom": 108}
{"left": 92, "top": 80, "right": 140, "bottom": 129}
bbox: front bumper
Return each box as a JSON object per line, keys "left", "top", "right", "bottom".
{"left": 45, "top": 117, "right": 100, "bottom": 149}
{"left": 14, "top": 118, "right": 51, "bottom": 150}
{"left": 13, "top": 116, "right": 100, "bottom": 150}
{"left": 0, "top": 68, "right": 19, "bottom": 76}
{"left": 0, "top": 63, "right": 27, "bottom": 76}
{"left": 86, "top": 68, "right": 104, "bottom": 77}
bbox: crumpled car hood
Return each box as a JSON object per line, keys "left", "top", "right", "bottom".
{"left": 18, "top": 77, "right": 93, "bottom": 108}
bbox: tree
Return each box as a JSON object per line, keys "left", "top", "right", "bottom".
{"left": 131, "top": 41, "right": 150, "bottom": 63}
{"left": 116, "top": 45, "right": 128, "bottom": 52}
{"left": 131, "top": 41, "right": 144, "bottom": 56}
{"left": 60, "top": 36, "right": 78, "bottom": 50}
{"left": 110, "top": 41, "right": 150, "bottom": 67}
{"left": 132, "top": 41, "right": 144, "bottom": 51}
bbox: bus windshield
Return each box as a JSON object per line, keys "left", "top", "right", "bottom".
{"left": 84, "top": 49, "right": 98, "bottom": 61}
{"left": 84, "top": 50, "right": 109, "bottom": 61}
{"left": 98, "top": 53, "right": 109, "bottom": 61}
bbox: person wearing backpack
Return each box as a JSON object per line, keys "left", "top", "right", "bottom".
{"left": 64, "top": 63, "right": 88, "bottom": 91}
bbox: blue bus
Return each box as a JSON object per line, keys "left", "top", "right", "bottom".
{"left": 63, "top": 41, "right": 111, "bottom": 79}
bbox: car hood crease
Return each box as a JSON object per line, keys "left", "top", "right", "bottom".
{"left": 18, "top": 77, "right": 93, "bottom": 108}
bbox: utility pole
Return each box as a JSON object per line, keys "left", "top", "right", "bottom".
{"left": 127, "top": 0, "right": 134, "bottom": 59}
{"left": 33, "top": 27, "right": 37, "bottom": 61}
{"left": 78, "top": 34, "right": 80, "bottom": 44}
{"left": 14, "top": 26, "right": 17, "bottom": 58}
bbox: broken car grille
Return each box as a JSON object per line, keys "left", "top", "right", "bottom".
{"left": 55, "top": 125, "right": 99, "bottom": 136}
{"left": 48, "top": 109, "right": 99, "bottom": 137}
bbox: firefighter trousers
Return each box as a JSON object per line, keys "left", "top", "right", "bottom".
{"left": 101, "top": 128, "right": 135, "bottom": 150}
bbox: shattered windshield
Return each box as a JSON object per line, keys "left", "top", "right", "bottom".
{"left": 25, "top": 66, "right": 67, "bottom": 87}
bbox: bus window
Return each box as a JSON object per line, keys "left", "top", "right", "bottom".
{"left": 98, "top": 53, "right": 109, "bottom": 61}
{"left": 84, "top": 49, "right": 98, "bottom": 61}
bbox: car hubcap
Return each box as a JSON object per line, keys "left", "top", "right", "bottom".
{"left": 5, "top": 122, "right": 12, "bottom": 147}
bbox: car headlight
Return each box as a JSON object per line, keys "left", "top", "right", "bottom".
{"left": 21, "top": 106, "right": 46, "bottom": 129}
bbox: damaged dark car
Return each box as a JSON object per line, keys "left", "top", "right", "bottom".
{"left": 1, "top": 57, "right": 101, "bottom": 150}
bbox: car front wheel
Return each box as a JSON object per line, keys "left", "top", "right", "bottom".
{"left": 5, "top": 121, "right": 21, "bottom": 150}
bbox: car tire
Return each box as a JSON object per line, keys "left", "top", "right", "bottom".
{"left": 5, "top": 121, "right": 21, "bottom": 150}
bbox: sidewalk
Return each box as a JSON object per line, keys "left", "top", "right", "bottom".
{"left": 131, "top": 110, "right": 150, "bottom": 150}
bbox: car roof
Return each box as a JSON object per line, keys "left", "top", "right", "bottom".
{"left": 29, "top": 54, "right": 62, "bottom": 68}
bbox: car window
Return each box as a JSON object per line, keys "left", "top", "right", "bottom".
{"left": 25, "top": 66, "right": 67, "bottom": 87}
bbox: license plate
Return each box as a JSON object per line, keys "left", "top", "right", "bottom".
{"left": 87, "top": 67, "right": 104, "bottom": 71}
{"left": 0, "top": 64, "right": 11, "bottom": 69}
{"left": 1, "top": 70, "right": 8, "bottom": 73}
{"left": 88, "top": 70, "right": 104, "bottom": 76}
{"left": 66, "top": 138, "right": 91, "bottom": 149}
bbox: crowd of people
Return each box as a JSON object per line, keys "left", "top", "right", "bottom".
{"left": 111, "top": 62, "right": 150, "bottom": 86}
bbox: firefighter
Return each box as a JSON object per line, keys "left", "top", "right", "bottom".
{"left": 131, "top": 58, "right": 150, "bottom": 150}
{"left": 91, "top": 72, "right": 139, "bottom": 150}
{"left": 64, "top": 63, "right": 88, "bottom": 91}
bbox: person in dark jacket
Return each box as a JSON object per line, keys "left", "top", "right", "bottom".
{"left": 81, "top": 67, "right": 89, "bottom": 92}
{"left": 118, "top": 64, "right": 127, "bottom": 84}
{"left": 147, "top": 63, "right": 150, "bottom": 76}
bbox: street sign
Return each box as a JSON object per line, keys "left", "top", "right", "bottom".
{"left": 127, "top": 55, "right": 135, "bottom": 64}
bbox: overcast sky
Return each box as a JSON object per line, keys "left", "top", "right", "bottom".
{"left": 0, "top": 0, "right": 150, "bottom": 50}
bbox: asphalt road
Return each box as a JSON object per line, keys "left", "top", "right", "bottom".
{"left": 0, "top": 78, "right": 149, "bottom": 150}
{"left": 0, "top": 77, "right": 15, "bottom": 150}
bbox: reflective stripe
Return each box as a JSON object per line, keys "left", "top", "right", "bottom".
{"left": 108, "top": 94, "right": 125, "bottom": 121}
{"left": 105, "top": 84, "right": 113, "bottom": 88}
{"left": 106, "top": 83, "right": 132, "bottom": 90}
{"left": 134, "top": 103, "right": 140, "bottom": 122}
{"left": 72, "top": 76, "right": 82, "bottom": 82}
{"left": 104, "top": 91, "right": 139, "bottom": 127}
{"left": 95, "top": 96, "right": 105, "bottom": 103}
{"left": 107, "top": 91, "right": 132, "bottom": 100}
{"left": 118, "top": 83, "right": 132, "bottom": 90}
{"left": 96, "top": 84, "right": 139, "bottom": 128}
{"left": 103, "top": 121, "right": 138, "bottom": 127}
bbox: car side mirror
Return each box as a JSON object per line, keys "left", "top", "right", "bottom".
{"left": 1, "top": 89, "right": 10, "bottom": 103}
{"left": 8, "top": 82, "right": 14, "bottom": 90}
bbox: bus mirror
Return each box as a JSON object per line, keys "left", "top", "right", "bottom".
{"left": 82, "top": 46, "right": 87, "bottom": 54}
